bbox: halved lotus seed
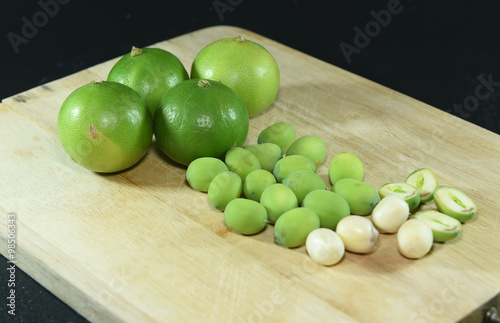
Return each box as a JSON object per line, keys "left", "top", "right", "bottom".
{"left": 414, "top": 210, "right": 462, "bottom": 242}
{"left": 302, "top": 189, "right": 350, "bottom": 230}
{"left": 336, "top": 215, "right": 380, "bottom": 254}
{"left": 207, "top": 171, "right": 242, "bottom": 211}
{"left": 224, "top": 147, "right": 261, "bottom": 181}
{"left": 370, "top": 195, "right": 409, "bottom": 233}
{"left": 397, "top": 219, "right": 433, "bottom": 259}
{"left": 274, "top": 207, "right": 320, "bottom": 248}
{"left": 224, "top": 198, "right": 268, "bottom": 235}
{"left": 286, "top": 135, "right": 326, "bottom": 166}
{"left": 243, "top": 169, "right": 277, "bottom": 201}
{"left": 433, "top": 186, "right": 478, "bottom": 222}
{"left": 244, "top": 143, "right": 282, "bottom": 172}
{"left": 257, "top": 122, "right": 297, "bottom": 154}
{"left": 328, "top": 152, "right": 364, "bottom": 185}
{"left": 379, "top": 182, "right": 421, "bottom": 212}
{"left": 282, "top": 170, "right": 327, "bottom": 204}
{"left": 405, "top": 168, "right": 439, "bottom": 203}
{"left": 185, "top": 157, "right": 229, "bottom": 192}
{"left": 273, "top": 155, "right": 317, "bottom": 182}
{"left": 306, "top": 228, "right": 345, "bottom": 266}
{"left": 332, "top": 178, "right": 379, "bottom": 215}
{"left": 260, "top": 183, "right": 298, "bottom": 223}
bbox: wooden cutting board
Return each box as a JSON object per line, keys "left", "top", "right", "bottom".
{"left": 1, "top": 26, "right": 499, "bottom": 323}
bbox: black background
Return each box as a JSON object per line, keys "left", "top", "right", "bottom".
{"left": 1, "top": 0, "right": 499, "bottom": 322}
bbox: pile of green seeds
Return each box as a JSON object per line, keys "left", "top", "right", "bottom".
{"left": 185, "top": 122, "right": 479, "bottom": 266}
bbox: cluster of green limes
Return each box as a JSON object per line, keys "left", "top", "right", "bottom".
{"left": 58, "top": 36, "right": 280, "bottom": 173}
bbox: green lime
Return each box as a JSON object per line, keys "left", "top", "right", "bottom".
{"left": 191, "top": 36, "right": 280, "bottom": 117}
{"left": 107, "top": 46, "right": 189, "bottom": 115}
{"left": 154, "top": 79, "right": 249, "bottom": 166}
{"left": 57, "top": 80, "right": 153, "bottom": 173}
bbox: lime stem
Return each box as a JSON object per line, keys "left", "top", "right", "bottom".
{"left": 91, "top": 80, "right": 104, "bottom": 85}
{"left": 198, "top": 79, "right": 211, "bottom": 89}
{"left": 131, "top": 46, "right": 143, "bottom": 57}
{"left": 234, "top": 35, "right": 246, "bottom": 43}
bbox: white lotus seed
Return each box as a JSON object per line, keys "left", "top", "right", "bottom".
{"left": 397, "top": 219, "right": 433, "bottom": 259}
{"left": 306, "top": 228, "right": 345, "bottom": 266}
{"left": 336, "top": 215, "right": 379, "bottom": 254}
{"left": 371, "top": 195, "right": 410, "bottom": 233}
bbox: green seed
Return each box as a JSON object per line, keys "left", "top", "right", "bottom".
{"left": 224, "top": 198, "right": 268, "bottom": 235}
{"left": 433, "top": 186, "right": 478, "bottom": 222}
{"left": 302, "top": 190, "right": 350, "bottom": 230}
{"left": 282, "top": 170, "right": 327, "bottom": 204}
{"left": 328, "top": 152, "right": 364, "bottom": 185}
{"left": 207, "top": 171, "right": 242, "bottom": 211}
{"left": 260, "top": 183, "right": 298, "bottom": 223}
{"left": 185, "top": 157, "right": 228, "bottom": 192}
{"left": 224, "top": 147, "right": 261, "bottom": 181}
{"left": 414, "top": 210, "right": 462, "bottom": 242}
{"left": 243, "top": 169, "right": 277, "bottom": 201}
{"left": 274, "top": 207, "right": 320, "bottom": 248}
{"left": 332, "top": 178, "right": 379, "bottom": 215}
{"left": 286, "top": 135, "right": 326, "bottom": 166}
{"left": 257, "top": 122, "right": 296, "bottom": 154}
{"left": 378, "top": 182, "right": 421, "bottom": 212}
{"left": 405, "top": 168, "right": 439, "bottom": 203}
{"left": 244, "top": 143, "right": 282, "bottom": 172}
{"left": 273, "top": 155, "right": 316, "bottom": 182}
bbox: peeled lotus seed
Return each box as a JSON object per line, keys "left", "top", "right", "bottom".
{"left": 397, "top": 219, "right": 433, "bottom": 259}
{"left": 336, "top": 215, "right": 380, "bottom": 254}
{"left": 370, "top": 195, "right": 409, "bottom": 233}
{"left": 306, "top": 228, "right": 345, "bottom": 266}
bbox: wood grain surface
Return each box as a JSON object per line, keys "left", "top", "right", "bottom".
{"left": 1, "top": 25, "right": 499, "bottom": 323}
